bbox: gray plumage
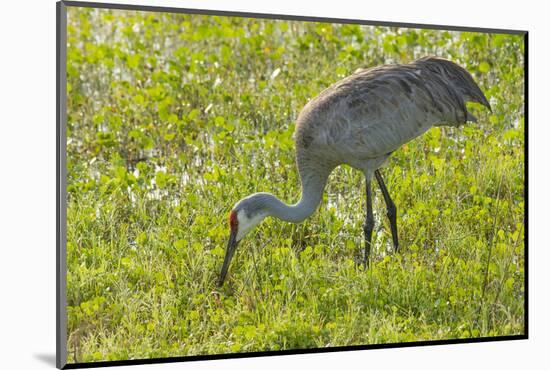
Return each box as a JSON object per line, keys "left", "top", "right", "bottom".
{"left": 219, "top": 56, "right": 491, "bottom": 286}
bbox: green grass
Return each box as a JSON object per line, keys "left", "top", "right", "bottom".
{"left": 65, "top": 7, "right": 525, "bottom": 363}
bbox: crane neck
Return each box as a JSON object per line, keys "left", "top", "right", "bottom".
{"left": 265, "top": 157, "right": 332, "bottom": 223}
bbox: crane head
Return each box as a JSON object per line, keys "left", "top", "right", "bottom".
{"left": 218, "top": 197, "right": 269, "bottom": 286}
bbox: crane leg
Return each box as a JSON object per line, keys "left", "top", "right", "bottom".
{"left": 363, "top": 178, "right": 374, "bottom": 267}
{"left": 375, "top": 169, "right": 398, "bottom": 252}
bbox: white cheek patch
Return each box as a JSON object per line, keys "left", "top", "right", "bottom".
{"left": 236, "top": 210, "right": 267, "bottom": 241}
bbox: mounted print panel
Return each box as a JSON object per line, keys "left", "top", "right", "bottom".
{"left": 57, "top": 1, "right": 527, "bottom": 368}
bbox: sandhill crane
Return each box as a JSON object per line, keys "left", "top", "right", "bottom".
{"left": 218, "top": 56, "right": 491, "bottom": 286}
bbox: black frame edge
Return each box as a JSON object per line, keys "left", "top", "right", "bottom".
{"left": 61, "top": 0, "right": 527, "bottom": 35}
{"left": 523, "top": 32, "right": 529, "bottom": 339}
{"left": 57, "top": 1, "right": 68, "bottom": 369}
{"left": 62, "top": 335, "right": 527, "bottom": 369}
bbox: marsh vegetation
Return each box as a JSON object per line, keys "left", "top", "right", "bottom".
{"left": 66, "top": 7, "right": 525, "bottom": 363}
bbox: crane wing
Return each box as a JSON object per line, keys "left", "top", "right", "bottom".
{"left": 318, "top": 68, "right": 447, "bottom": 159}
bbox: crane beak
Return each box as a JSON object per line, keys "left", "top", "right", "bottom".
{"left": 218, "top": 229, "right": 238, "bottom": 286}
